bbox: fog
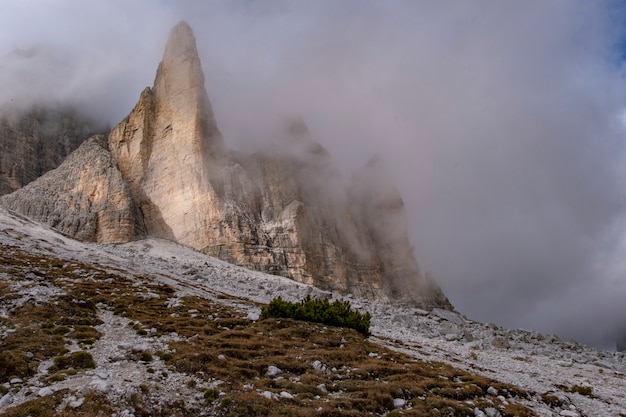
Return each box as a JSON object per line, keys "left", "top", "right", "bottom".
{"left": 2, "top": 1, "right": 626, "bottom": 349}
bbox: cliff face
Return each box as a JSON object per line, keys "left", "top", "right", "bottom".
{"left": 0, "top": 21, "right": 451, "bottom": 309}
{"left": 0, "top": 106, "right": 102, "bottom": 196}
{"left": 108, "top": 22, "right": 223, "bottom": 251}
{"left": 1, "top": 135, "right": 143, "bottom": 243}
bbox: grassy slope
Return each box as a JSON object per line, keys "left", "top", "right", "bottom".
{"left": 0, "top": 243, "right": 538, "bottom": 416}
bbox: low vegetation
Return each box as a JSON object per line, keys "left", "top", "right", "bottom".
{"left": 260, "top": 295, "right": 372, "bottom": 336}
{"left": 0, "top": 390, "right": 115, "bottom": 417}
{"left": 0, "top": 243, "right": 538, "bottom": 416}
{"left": 570, "top": 384, "right": 593, "bottom": 397}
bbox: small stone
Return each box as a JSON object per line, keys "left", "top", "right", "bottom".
{"left": 484, "top": 408, "right": 501, "bottom": 417}
{"left": 261, "top": 391, "right": 274, "bottom": 400}
{"left": 474, "top": 408, "right": 486, "bottom": 417}
{"left": 280, "top": 391, "right": 294, "bottom": 399}
{"left": 0, "top": 393, "right": 13, "bottom": 408}
{"left": 558, "top": 393, "right": 571, "bottom": 404}
{"left": 393, "top": 398, "right": 406, "bottom": 408}
{"left": 9, "top": 378, "right": 22, "bottom": 385}
{"left": 462, "top": 331, "right": 474, "bottom": 342}
{"left": 218, "top": 354, "right": 226, "bottom": 360}
{"left": 132, "top": 343, "right": 150, "bottom": 352}
{"left": 491, "top": 337, "right": 511, "bottom": 349}
{"left": 69, "top": 397, "right": 85, "bottom": 408}
{"left": 26, "top": 352, "right": 34, "bottom": 359}
{"left": 96, "top": 370, "right": 110, "bottom": 380}
{"left": 91, "top": 379, "right": 110, "bottom": 393}
{"left": 559, "top": 411, "right": 579, "bottom": 417}
{"left": 38, "top": 387, "right": 53, "bottom": 397}
{"left": 266, "top": 366, "right": 282, "bottom": 376}
{"left": 317, "top": 384, "right": 328, "bottom": 394}
{"left": 487, "top": 386, "right": 498, "bottom": 396}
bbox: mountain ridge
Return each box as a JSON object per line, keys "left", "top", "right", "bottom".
{"left": 0, "top": 21, "right": 450, "bottom": 309}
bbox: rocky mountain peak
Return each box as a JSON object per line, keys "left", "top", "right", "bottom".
{"left": 0, "top": 22, "right": 452, "bottom": 310}
{"left": 153, "top": 20, "right": 222, "bottom": 155}
{"left": 161, "top": 21, "right": 198, "bottom": 66}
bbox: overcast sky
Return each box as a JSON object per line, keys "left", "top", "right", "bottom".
{"left": 1, "top": 1, "right": 626, "bottom": 349}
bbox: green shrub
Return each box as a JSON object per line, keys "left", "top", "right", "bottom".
{"left": 52, "top": 351, "right": 95, "bottom": 370}
{"left": 571, "top": 385, "right": 593, "bottom": 396}
{"left": 204, "top": 389, "right": 219, "bottom": 403}
{"left": 260, "top": 295, "right": 371, "bottom": 336}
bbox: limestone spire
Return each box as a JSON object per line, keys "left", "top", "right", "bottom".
{"left": 108, "top": 21, "right": 223, "bottom": 249}
{"left": 153, "top": 20, "right": 222, "bottom": 153}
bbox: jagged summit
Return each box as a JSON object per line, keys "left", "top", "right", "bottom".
{"left": 161, "top": 21, "right": 199, "bottom": 65}
{"left": 107, "top": 21, "right": 224, "bottom": 249}
{"left": 0, "top": 22, "right": 452, "bottom": 309}
{"left": 153, "top": 20, "right": 222, "bottom": 154}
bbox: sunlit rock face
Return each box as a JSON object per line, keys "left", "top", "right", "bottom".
{"left": 0, "top": 135, "right": 142, "bottom": 243}
{"left": 108, "top": 21, "right": 223, "bottom": 249}
{"left": 0, "top": 21, "right": 452, "bottom": 309}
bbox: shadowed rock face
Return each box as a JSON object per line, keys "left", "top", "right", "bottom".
{"left": 0, "top": 106, "right": 102, "bottom": 196}
{"left": 0, "top": 21, "right": 452, "bottom": 309}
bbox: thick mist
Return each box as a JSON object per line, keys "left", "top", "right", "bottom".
{"left": 2, "top": 1, "right": 626, "bottom": 349}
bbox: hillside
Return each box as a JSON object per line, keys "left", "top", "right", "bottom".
{"left": 1, "top": 207, "right": 625, "bottom": 416}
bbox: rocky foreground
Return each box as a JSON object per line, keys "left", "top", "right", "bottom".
{"left": 1, "top": 206, "right": 625, "bottom": 416}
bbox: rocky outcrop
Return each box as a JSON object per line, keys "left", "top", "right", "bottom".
{"left": 0, "top": 135, "right": 143, "bottom": 243}
{"left": 0, "top": 21, "right": 451, "bottom": 309}
{"left": 0, "top": 105, "right": 102, "bottom": 195}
